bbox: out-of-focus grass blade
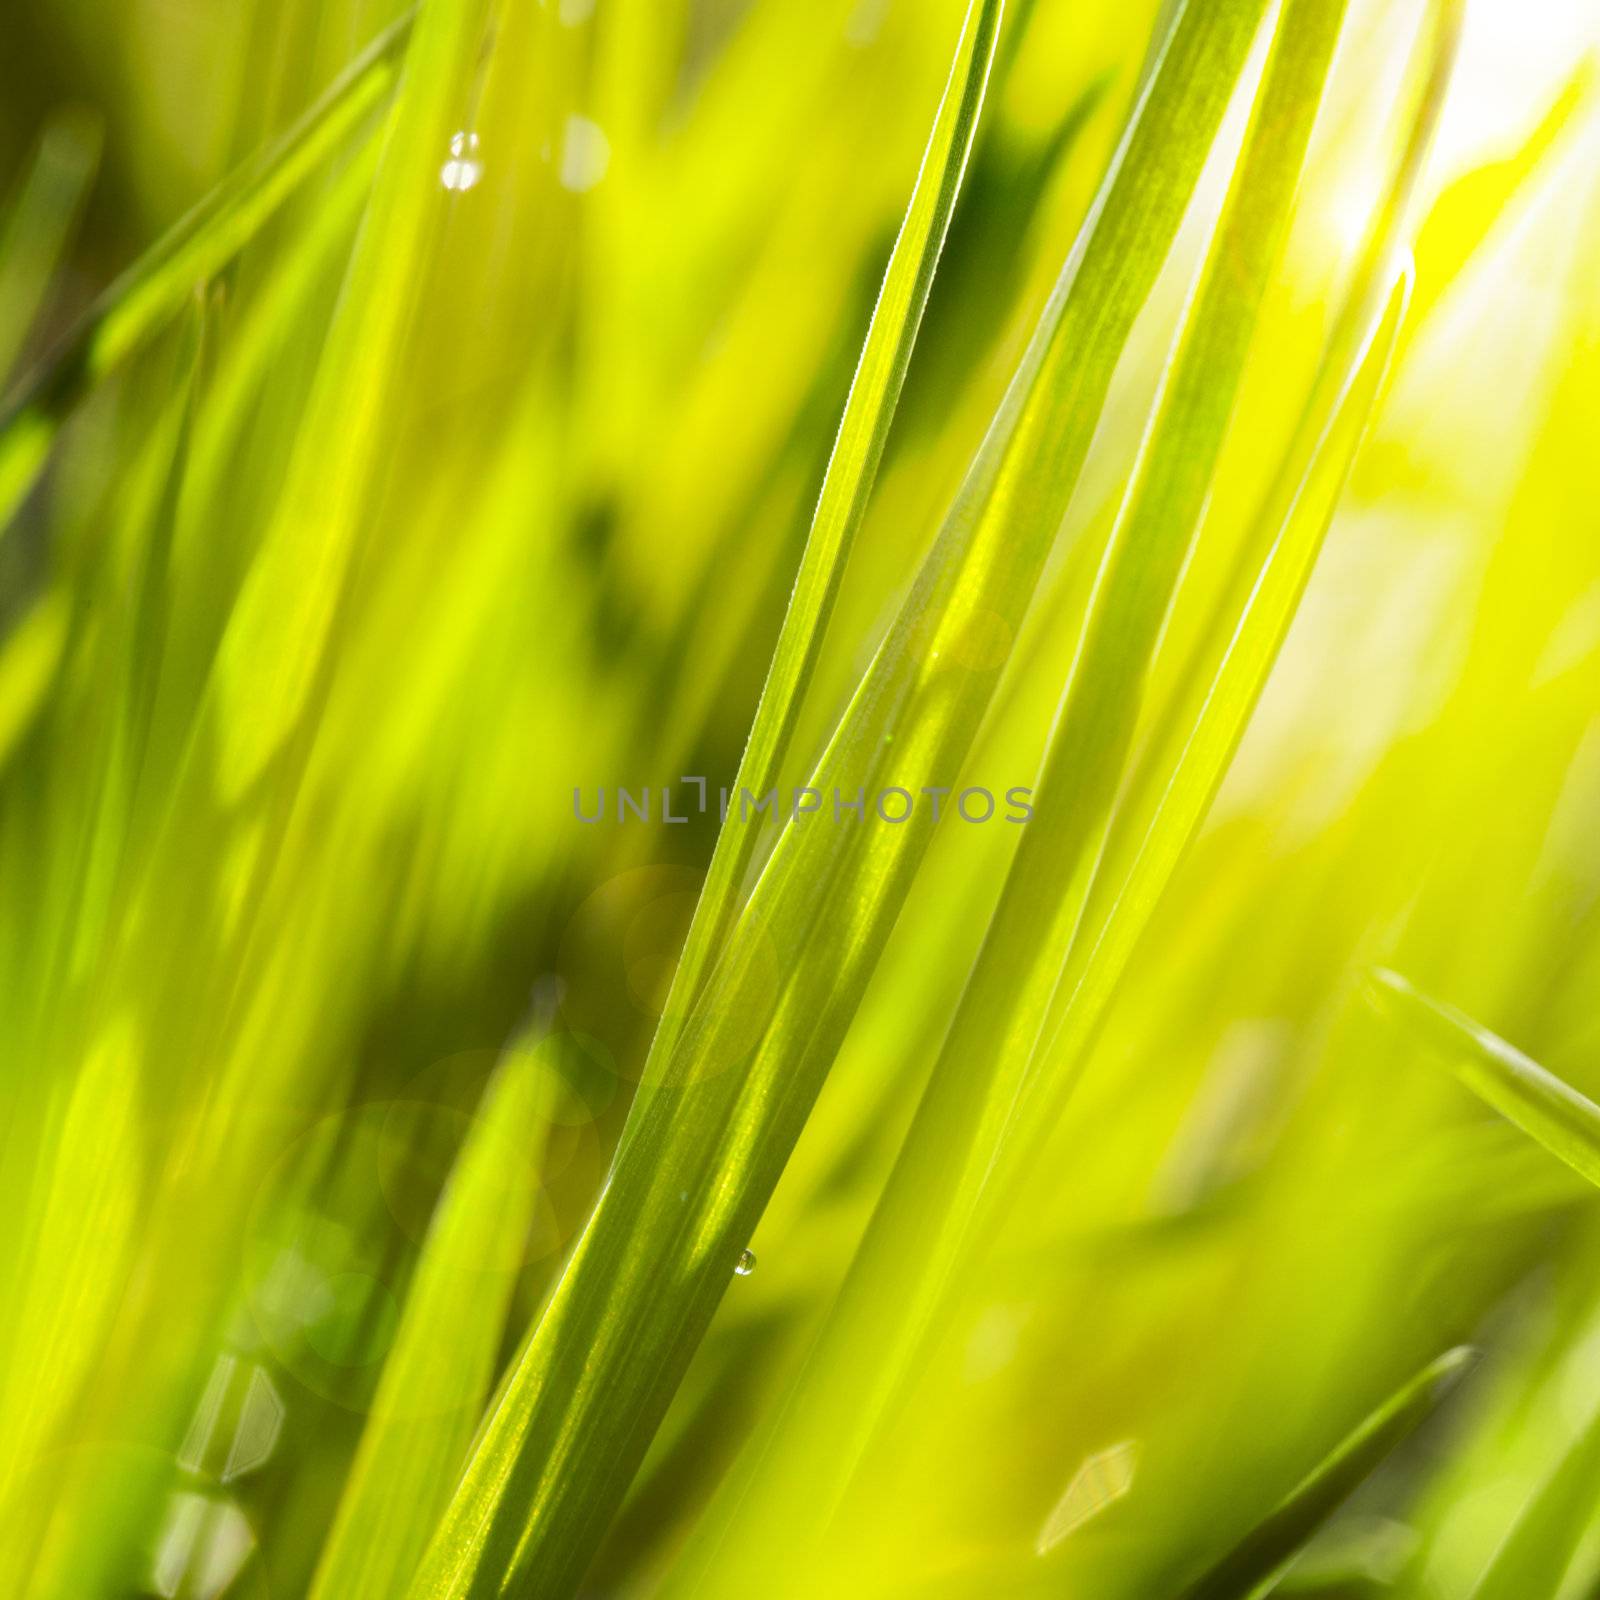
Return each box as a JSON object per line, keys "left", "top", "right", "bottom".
{"left": 644, "top": 0, "right": 1004, "bottom": 1074}
{"left": 306, "top": 1038, "right": 549, "bottom": 1600}
{"left": 0, "top": 591, "right": 70, "bottom": 774}
{"left": 1173, "top": 1347, "right": 1474, "bottom": 1600}
{"left": 0, "top": 1019, "right": 142, "bottom": 1554}
{"left": 1467, "top": 1392, "right": 1600, "bottom": 1600}
{"left": 1409, "top": 61, "right": 1595, "bottom": 337}
{"left": 210, "top": 0, "right": 489, "bottom": 797}
{"left": 0, "top": 322, "right": 204, "bottom": 1598}
{"left": 0, "top": 107, "right": 102, "bottom": 385}
{"left": 413, "top": 2, "right": 1271, "bottom": 1595}
{"left": 182, "top": 139, "right": 382, "bottom": 524}
{"left": 1369, "top": 968, "right": 1600, "bottom": 1189}
{"left": 0, "top": 8, "right": 412, "bottom": 531}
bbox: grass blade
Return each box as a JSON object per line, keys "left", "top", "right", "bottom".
{"left": 0, "top": 1019, "right": 143, "bottom": 1564}
{"left": 209, "top": 0, "right": 490, "bottom": 798}
{"left": 670, "top": 6, "right": 1461, "bottom": 1582}
{"left": 1467, "top": 1392, "right": 1600, "bottom": 1600}
{"left": 0, "top": 9, "right": 412, "bottom": 530}
{"left": 1173, "top": 1347, "right": 1474, "bottom": 1600}
{"left": 1368, "top": 967, "right": 1600, "bottom": 1189}
{"left": 667, "top": 0, "right": 1361, "bottom": 1581}
{"left": 306, "top": 1038, "right": 552, "bottom": 1600}
{"left": 1004, "top": 0, "right": 1464, "bottom": 1191}
{"left": 645, "top": 0, "right": 1006, "bottom": 1071}
{"left": 0, "top": 106, "right": 102, "bottom": 385}
{"left": 412, "top": 2, "right": 1272, "bottom": 1594}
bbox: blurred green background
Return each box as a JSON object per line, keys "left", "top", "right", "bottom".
{"left": 2, "top": 1, "right": 1600, "bottom": 1597}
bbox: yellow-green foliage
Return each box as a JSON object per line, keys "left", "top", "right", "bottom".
{"left": 0, "top": 1, "right": 1598, "bottom": 1597}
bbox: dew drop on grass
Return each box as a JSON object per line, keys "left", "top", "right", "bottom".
{"left": 440, "top": 131, "right": 483, "bottom": 192}
{"left": 734, "top": 1248, "right": 757, "bottom": 1277}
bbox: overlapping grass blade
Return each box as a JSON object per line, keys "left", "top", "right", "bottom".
{"left": 667, "top": 1, "right": 1360, "bottom": 1581}
{"left": 306, "top": 1037, "right": 552, "bottom": 1600}
{"left": 0, "top": 8, "right": 412, "bottom": 530}
{"left": 1, "top": 0, "right": 1581, "bottom": 1594}
{"left": 670, "top": 4, "right": 1461, "bottom": 1583}
{"left": 645, "top": 0, "right": 1006, "bottom": 1068}
{"left": 1002, "top": 0, "right": 1462, "bottom": 1185}
{"left": 0, "top": 316, "right": 206, "bottom": 1596}
{"left": 410, "top": 2, "right": 1272, "bottom": 1594}
{"left": 1173, "top": 1347, "right": 1474, "bottom": 1600}
{"left": 1369, "top": 967, "right": 1600, "bottom": 1188}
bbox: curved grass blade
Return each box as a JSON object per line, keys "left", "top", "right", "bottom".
{"left": 1467, "top": 1392, "right": 1600, "bottom": 1600}
{"left": 673, "top": 9, "right": 1460, "bottom": 1581}
{"left": 306, "top": 1037, "right": 552, "bottom": 1600}
{"left": 644, "top": 0, "right": 1006, "bottom": 1072}
{"left": 1368, "top": 968, "right": 1600, "bottom": 1189}
{"left": 0, "top": 106, "right": 102, "bottom": 385}
{"left": 411, "top": 2, "right": 1273, "bottom": 1595}
{"left": 0, "top": 8, "right": 413, "bottom": 531}
{"left": 1173, "top": 1347, "right": 1474, "bottom": 1600}
{"left": 664, "top": 0, "right": 1360, "bottom": 1581}
{"left": 1002, "top": 0, "right": 1463, "bottom": 1191}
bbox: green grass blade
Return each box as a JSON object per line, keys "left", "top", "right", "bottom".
{"left": 666, "top": 0, "right": 1357, "bottom": 1580}
{"left": 677, "top": 8, "right": 1461, "bottom": 1576}
{"left": 0, "top": 1019, "right": 143, "bottom": 1524}
{"left": 1369, "top": 968, "right": 1600, "bottom": 1189}
{"left": 644, "top": 0, "right": 1006, "bottom": 1070}
{"left": 1173, "top": 1347, "right": 1474, "bottom": 1600}
{"left": 209, "top": 0, "right": 490, "bottom": 798}
{"left": 0, "top": 9, "right": 412, "bottom": 530}
{"left": 1006, "top": 0, "right": 1464, "bottom": 1177}
{"left": 305, "top": 1038, "right": 552, "bottom": 1600}
{"left": 2, "top": 0, "right": 1595, "bottom": 1596}
{"left": 1467, "top": 1393, "right": 1600, "bottom": 1600}
{"left": 0, "top": 107, "right": 102, "bottom": 385}
{"left": 0, "top": 591, "right": 70, "bottom": 774}
{"left": 411, "top": 2, "right": 1272, "bottom": 1595}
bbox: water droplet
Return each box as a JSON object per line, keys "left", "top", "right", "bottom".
{"left": 734, "top": 1248, "right": 757, "bottom": 1277}
{"left": 440, "top": 130, "right": 483, "bottom": 192}
{"left": 559, "top": 115, "right": 611, "bottom": 193}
